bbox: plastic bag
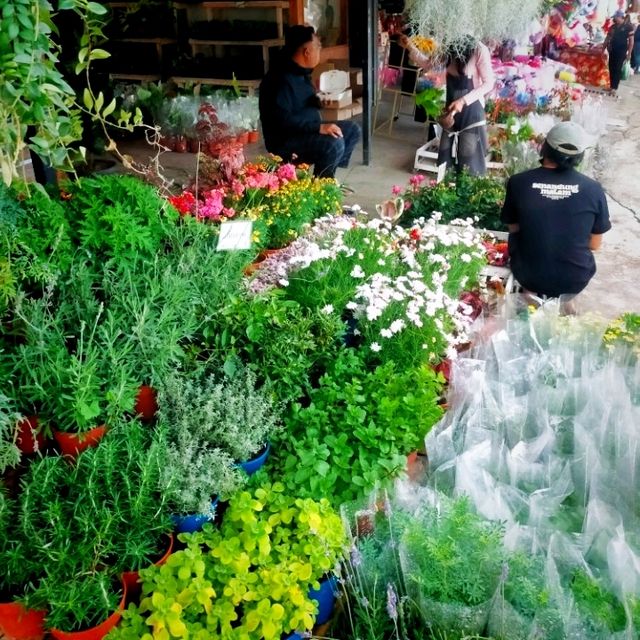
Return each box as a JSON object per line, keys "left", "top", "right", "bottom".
{"left": 621, "top": 60, "right": 631, "bottom": 81}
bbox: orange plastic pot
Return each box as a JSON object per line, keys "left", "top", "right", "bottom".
{"left": 134, "top": 385, "right": 158, "bottom": 422}
{"left": 0, "top": 602, "right": 46, "bottom": 640}
{"left": 53, "top": 425, "right": 107, "bottom": 458}
{"left": 49, "top": 582, "right": 126, "bottom": 640}
{"left": 15, "top": 416, "right": 45, "bottom": 454}
{"left": 121, "top": 533, "right": 174, "bottom": 600}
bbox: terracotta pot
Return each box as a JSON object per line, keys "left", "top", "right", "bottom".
{"left": 242, "top": 249, "right": 280, "bottom": 277}
{"left": 0, "top": 602, "right": 46, "bottom": 640}
{"left": 53, "top": 425, "right": 107, "bottom": 458}
{"left": 174, "top": 136, "right": 187, "bottom": 153}
{"left": 134, "top": 385, "right": 158, "bottom": 422}
{"left": 122, "top": 534, "right": 174, "bottom": 601}
{"left": 49, "top": 582, "right": 126, "bottom": 640}
{"left": 247, "top": 129, "right": 259, "bottom": 143}
{"left": 15, "top": 416, "right": 45, "bottom": 454}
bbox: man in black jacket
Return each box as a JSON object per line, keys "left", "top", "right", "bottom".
{"left": 259, "top": 25, "right": 360, "bottom": 179}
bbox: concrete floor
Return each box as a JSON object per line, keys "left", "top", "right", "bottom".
{"left": 120, "top": 74, "right": 640, "bottom": 319}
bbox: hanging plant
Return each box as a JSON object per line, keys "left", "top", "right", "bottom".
{"left": 404, "top": 0, "right": 544, "bottom": 53}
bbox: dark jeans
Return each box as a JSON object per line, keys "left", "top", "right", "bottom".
{"left": 270, "top": 120, "right": 361, "bottom": 178}
{"left": 609, "top": 50, "right": 626, "bottom": 90}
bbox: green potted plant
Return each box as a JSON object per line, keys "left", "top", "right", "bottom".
{"left": 277, "top": 349, "right": 444, "bottom": 506}
{"left": 108, "top": 481, "right": 348, "bottom": 640}
{"left": 160, "top": 367, "right": 281, "bottom": 470}
{"left": 10, "top": 283, "right": 139, "bottom": 457}
{"left": 0, "top": 487, "right": 46, "bottom": 640}
{"left": 156, "top": 371, "right": 245, "bottom": 532}
{"left": 400, "top": 496, "right": 505, "bottom": 638}
{"left": 0, "top": 392, "right": 22, "bottom": 474}
{"left": 12, "top": 417, "right": 174, "bottom": 635}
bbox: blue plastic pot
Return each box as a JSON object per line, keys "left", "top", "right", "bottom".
{"left": 171, "top": 497, "right": 219, "bottom": 534}
{"left": 310, "top": 575, "right": 338, "bottom": 625}
{"left": 237, "top": 442, "right": 271, "bottom": 476}
{"left": 283, "top": 576, "right": 338, "bottom": 639}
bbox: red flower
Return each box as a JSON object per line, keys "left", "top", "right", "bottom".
{"left": 410, "top": 228, "right": 421, "bottom": 241}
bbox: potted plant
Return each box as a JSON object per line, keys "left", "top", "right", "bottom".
{"left": 11, "top": 417, "right": 174, "bottom": 636}
{"left": 0, "top": 392, "right": 22, "bottom": 473}
{"left": 278, "top": 349, "right": 444, "bottom": 506}
{"left": 400, "top": 496, "right": 505, "bottom": 637}
{"left": 12, "top": 297, "right": 137, "bottom": 457}
{"left": 0, "top": 487, "right": 46, "bottom": 640}
{"left": 160, "top": 367, "right": 282, "bottom": 472}
{"left": 156, "top": 370, "right": 245, "bottom": 532}
{"left": 108, "top": 481, "right": 348, "bottom": 639}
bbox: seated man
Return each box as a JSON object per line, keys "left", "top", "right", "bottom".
{"left": 259, "top": 25, "right": 361, "bottom": 179}
{"left": 501, "top": 122, "right": 611, "bottom": 302}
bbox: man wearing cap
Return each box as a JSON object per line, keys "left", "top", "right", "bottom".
{"left": 603, "top": 10, "right": 634, "bottom": 95}
{"left": 501, "top": 122, "right": 611, "bottom": 303}
{"left": 259, "top": 25, "right": 361, "bottom": 179}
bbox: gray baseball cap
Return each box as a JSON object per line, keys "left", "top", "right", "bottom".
{"left": 545, "top": 121, "right": 588, "bottom": 156}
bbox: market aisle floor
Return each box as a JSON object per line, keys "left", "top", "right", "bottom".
{"left": 119, "top": 75, "right": 640, "bottom": 319}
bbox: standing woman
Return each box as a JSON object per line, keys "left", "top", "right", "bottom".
{"left": 603, "top": 10, "right": 634, "bottom": 95}
{"left": 399, "top": 34, "right": 495, "bottom": 175}
{"left": 632, "top": 15, "right": 640, "bottom": 74}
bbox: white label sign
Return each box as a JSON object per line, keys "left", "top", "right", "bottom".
{"left": 216, "top": 220, "right": 253, "bottom": 251}
{"left": 436, "top": 162, "right": 447, "bottom": 184}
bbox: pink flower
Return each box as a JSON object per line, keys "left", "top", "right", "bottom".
{"left": 391, "top": 185, "right": 403, "bottom": 195}
{"left": 266, "top": 174, "right": 281, "bottom": 192}
{"left": 404, "top": 200, "right": 412, "bottom": 210}
{"left": 276, "top": 163, "right": 297, "bottom": 182}
{"left": 199, "top": 188, "right": 225, "bottom": 220}
{"left": 223, "top": 207, "right": 236, "bottom": 218}
{"left": 409, "top": 174, "right": 426, "bottom": 187}
{"left": 231, "top": 179, "right": 245, "bottom": 197}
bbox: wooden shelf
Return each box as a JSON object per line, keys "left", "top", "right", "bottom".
{"left": 188, "top": 38, "right": 283, "bottom": 46}
{"left": 109, "top": 72, "right": 162, "bottom": 82}
{"left": 169, "top": 76, "right": 261, "bottom": 94}
{"left": 115, "top": 37, "right": 178, "bottom": 45}
{"left": 174, "top": 1, "right": 288, "bottom": 8}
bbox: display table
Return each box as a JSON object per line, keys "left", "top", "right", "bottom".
{"left": 559, "top": 47, "right": 610, "bottom": 88}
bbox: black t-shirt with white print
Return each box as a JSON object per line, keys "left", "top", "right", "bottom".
{"left": 501, "top": 166, "right": 611, "bottom": 297}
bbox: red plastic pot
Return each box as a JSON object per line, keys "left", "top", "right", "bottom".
{"left": 236, "top": 131, "right": 249, "bottom": 145}
{"left": 247, "top": 129, "right": 259, "bottom": 143}
{"left": 134, "top": 385, "right": 158, "bottom": 422}
{"left": 0, "top": 602, "right": 46, "bottom": 640}
{"left": 15, "top": 416, "right": 45, "bottom": 454}
{"left": 121, "top": 533, "right": 174, "bottom": 600}
{"left": 53, "top": 425, "right": 107, "bottom": 458}
{"left": 49, "top": 582, "right": 126, "bottom": 640}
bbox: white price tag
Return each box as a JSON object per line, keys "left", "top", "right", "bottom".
{"left": 216, "top": 220, "right": 253, "bottom": 251}
{"left": 436, "top": 162, "right": 447, "bottom": 184}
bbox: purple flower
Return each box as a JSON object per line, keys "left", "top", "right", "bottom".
{"left": 386, "top": 583, "right": 398, "bottom": 621}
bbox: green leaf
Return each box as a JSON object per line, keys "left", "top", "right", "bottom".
{"left": 83, "top": 88, "right": 93, "bottom": 109}
{"left": 88, "top": 48, "right": 111, "bottom": 61}
{"left": 102, "top": 98, "right": 116, "bottom": 118}
{"left": 58, "top": 0, "right": 76, "bottom": 9}
{"left": 87, "top": 2, "right": 109, "bottom": 15}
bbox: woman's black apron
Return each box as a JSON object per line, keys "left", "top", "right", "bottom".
{"left": 438, "top": 71, "right": 488, "bottom": 175}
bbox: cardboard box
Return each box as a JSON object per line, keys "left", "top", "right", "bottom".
{"left": 321, "top": 88, "right": 352, "bottom": 109}
{"left": 321, "top": 105, "right": 353, "bottom": 121}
